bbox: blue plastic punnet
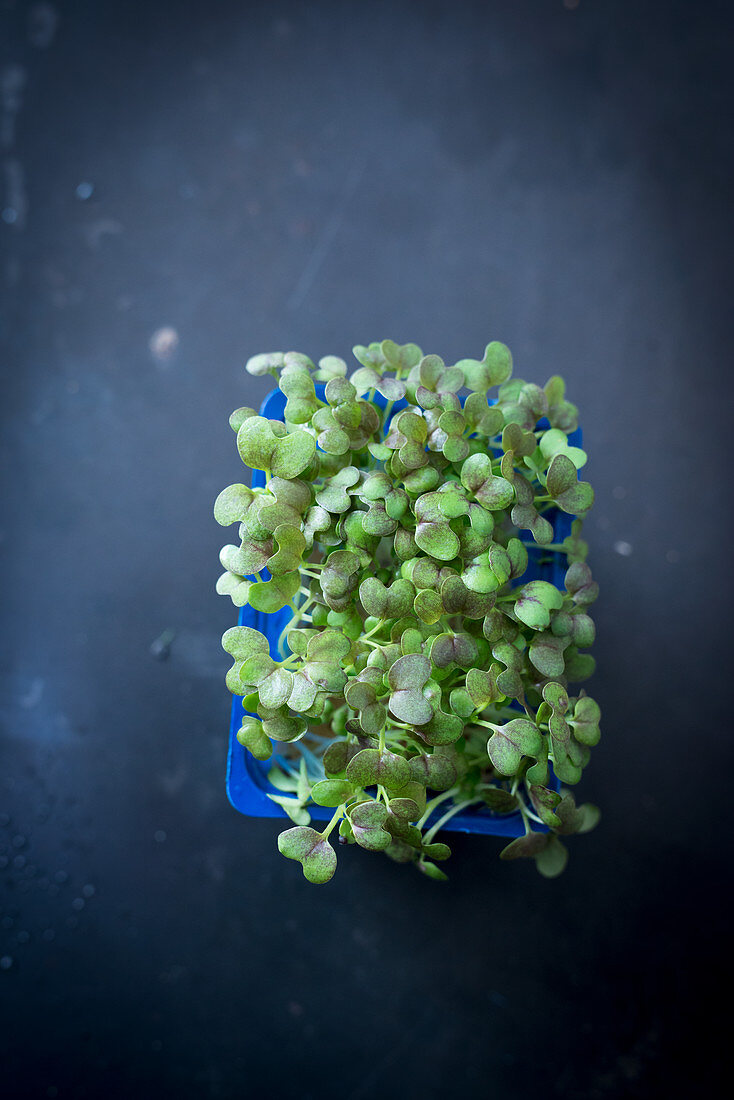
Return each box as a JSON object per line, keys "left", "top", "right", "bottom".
{"left": 226, "top": 385, "right": 581, "bottom": 838}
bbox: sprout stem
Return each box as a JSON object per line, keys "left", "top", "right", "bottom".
{"left": 417, "top": 787, "right": 459, "bottom": 830}
{"left": 361, "top": 619, "right": 385, "bottom": 642}
{"left": 321, "top": 804, "right": 345, "bottom": 841}
{"left": 423, "top": 797, "right": 482, "bottom": 845}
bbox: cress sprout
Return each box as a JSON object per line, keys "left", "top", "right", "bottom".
{"left": 216, "top": 341, "right": 600, "bottom": 883}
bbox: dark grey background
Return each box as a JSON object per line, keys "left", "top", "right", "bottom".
{"left": 1, "top": 1, "right": 731, "bottom": 1097}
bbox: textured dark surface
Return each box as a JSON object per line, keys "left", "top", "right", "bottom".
{"left": 1, "top": 1, "right": 732, "bottom": 1097}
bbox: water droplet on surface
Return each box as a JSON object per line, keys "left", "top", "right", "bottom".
{"left": 149, "top": 326, "right": 179, "bottom": 364}
{"left": 75, "top": 181, "right": 94, "bottom": 200}
{"left": 12, "top": 855, "right": 26, "bottom": 869}
{"left": 17, "top": 930, "right": 30, "bottom": 944}
{"left": 54, "top": 870, "right": 68, "bottom": 884}
{"left": 0, "top": 955, "right": 13, "bottom": 970}
{"left": 82, "top": 884, "right": 95, "bottom": 898}
{"left": 154, "top": 830, "right": 167, "bottom": 843}
{"left": 71, "top": 897, "right": 85, "bottom": 911}
{"left": 11, "top": 835, "right": 26, "bottom": 849}
{"left": 613, "top": 540, "right": 633, "bottom": 556}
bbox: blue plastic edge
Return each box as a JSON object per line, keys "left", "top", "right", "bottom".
{"left": 226, "top": 385, "right": 582, "bottom": 838}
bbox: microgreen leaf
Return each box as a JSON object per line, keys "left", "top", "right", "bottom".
{"left": 236, "top": 717, "right": 272, "bottom": 761}
{"left": 310, "top": 779, "right": 355, "bottom": 807}
{"left": 570, "top": 695, "right": 602, "bottom": 746}
{"left": 315, "top": 466, "right": 360, "bottom": 514}
{"left": 277, "top": 826, "right": 337, "bottom": 884}
{"left": 214, "top": 484, "right": 254, "bottom": 526}
{"left": 455, "top": 341, "right": 513, "bottom": 392}
{"left": 408, "top": 754, "right": 457, "bottom": 791}
{"left": 546, "top": 454, "right": 594, "bottom": 515}
{"left": 564, "top": 563, "right": 599, "bottom": 606}
{"left": 387, "top": 654, "right": 433, "bottom": 725}
{"left": 514, "top": 581, "right": 564, "bottom": 630}
{"left": 487, "top": 718, "right": 543, "bottom": 775}
{"left": 529, "top": 631, "right": 569, "bottom": 678}
{"left": 460, "top": 454, "right": 514, "bottom": 510}
{"left": 346, "top": 748, "right": 411, "bottom": 792}
{"left": 349, "top": 802, "right": 392, "bottom": 851}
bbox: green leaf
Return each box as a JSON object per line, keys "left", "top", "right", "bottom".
{"left": 414, "top": 520, "right": 460, "bottom": 562}
{"left": 422, "top": 706, "right": 464, "bottom": 746}
{"left": 455, "top": 341, "right": 513, "bottom": 392}
{"left": 535, "top": 836, "right": 569, "bottom": 878}
{"left": 528, "top": 784, "right": 562, "bottom": 827}
{"left": 214, "top": 484, "right": 254, "bottom": 526}
{"left": 413, "top": 588, "right": 444, "bottom": 624}
{"left": 310, "top": 779, "right": 354, "bottom": 807}
{"left": 564, "top": 563, "right": 599, "bottom": 606}
{"left": 465, "top": 667, "right": 501, "bottom": 709}
{"left": 514, "top": 581, "right": 564, "bottom": 630}
{"left": 382, "top": 339, "right": 423, "bottom": 372}
{"left": 262, "top": 712, "right": 308, "bottom": 743}
{"left": 570, "top": 695, "right": 601, "bottom": 746}
{"left": 418, "top": 860, "right": 449, "bottom": 882}
{"left": 539, "top": 428, "right": 587, "bottom": 470}
{"left": 480, "top": 788, "right": 518, "bottom": 813}
{"left": 426, "top": 632, "right": 478, "bottom": 670}
{"left": 258, "top": 667, "right": 294, "bottom": 708}
{"left": 271, "top": 430, "right": 318, "bottom": 480}
{"left": 359, "top": 577, "right": 415, "bottom": 619}
{"left": 499, "top": 833, "right": 549, "bottom": 860}
{"left": 220, "top": 539, "right": 272, "bottom": 577}
{"left": 222, "top": 626, "right": 270, "bottom": 661}
{"left": 387, "top": 654, "right": 433, "bottom": 725}
{"left": 267, "top": 793, "right": 311, "bottom": 826}
{"left": 316, "top": 355, "right": 347, "bottom": 381}
{"left": 408, "top": 754, "right": 457, "bottom": 791}
{"left": 388, "top": 798, "right": 420, "bottom": 820}
{"left": 349, "top": 801, "right": 392, "bottom": 850}
{"left": 315, "top": 466, "right": 360, "bottom": 514}
{"left": 229, "top": 406, "right": 257, "bottom": 432}
{"left": 216, "top": 571, "right": 251, "bottom": 607}
{"left": 346, "top": 748, "right": 411, "bottom": 792}
{"left": 236, "top": 717, "right": 272, "bottom": 761}
{"left": 488, "top": 718, "right": 543, "bottom": 775}
{"left": 544, "top": 375, "right": 579, "bottom": 432}
{"left": 460, "top": 454, "right": 514, "bottom": 510}
{"left": 267, "top": 524, "right": 306, "bottom": 576}
{"left": 502, "top": 422, "right": 537, "bottom": 458}
{"left": 246, "top": 352, "right": 285, "bottom": 377}
{"left": 421, "top": 841, "right": 451, "bottom": 861}
{"left": 248, "top": 571, "right": 300, "bottom": 612}
{"left": 546, "top": 454, "right": 594, "bottom": 515}
{"left": 576, "top": 803, "right": 601, "bottom": 833}
{"left": 323, "top": 739, "right": 359, "bottom": 776}
{"left": 529, "top": 632, "right": 569, "bottom": 678}
{"left": 277, "top": 826, "right": 337, "bottom": 884}
{"left": 564, "top": 649, "right": 596, "bottom": 682}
